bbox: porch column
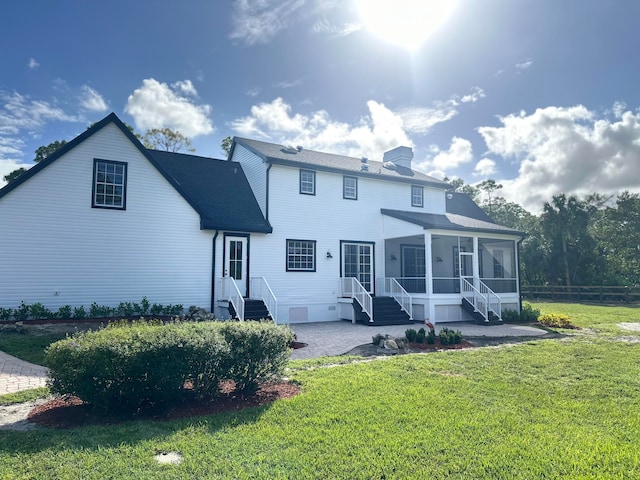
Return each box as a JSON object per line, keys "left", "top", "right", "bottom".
{"left": 425, "top": 232, "right": 433, "bottom": 295}
{"left": 473, "top": 237, "right": 479, "bottom": 280}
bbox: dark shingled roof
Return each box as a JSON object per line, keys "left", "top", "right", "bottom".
{"left": 148, "top": 150, "right": 272, "bottom": 233}
{"left": 0, "top": 113, "right": 271, "bottom": 234}
{"left": 381, "top": 193, "right": 524, "bottom": 236}
{"left": 233, "top": 137, "right": 450, "bottom": 189}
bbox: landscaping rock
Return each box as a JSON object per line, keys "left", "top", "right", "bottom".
{"left": 383, "top": 339, "right": 399, "bottom": 350}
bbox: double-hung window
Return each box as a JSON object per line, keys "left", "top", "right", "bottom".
{"left": 411, "top": 185, "right": 423, "bottom": 207}
{"left": 343, "top": 176, "right": 358, "bottom": 200}
{"left": 300, "top": 169, "right": 316, "bottom": 195}
{"left": 93, "top": 159, "right": 127, "bottom": 209}
{"left": 286, "top": 239, "right": 316, "bottom": 271}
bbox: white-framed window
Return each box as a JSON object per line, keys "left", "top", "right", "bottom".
{"left": 93, "top": 159, "right": 127, "bottom": 209}
{"left": 300, "top": 169, "right": 316, "bottom": 195}
{"left": 411, "top": 185, "right": 423, "bottom": 207}
{"left": 493, "top": 249, "right": 505, "bottom": 278}
{"left": 343, "top": 176, "right": 358, "bottom": 200}
{"left": 286, "top": 239, "right": 316, "bottom": 271}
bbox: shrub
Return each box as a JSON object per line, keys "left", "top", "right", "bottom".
{"left": 405, "top": 328, "right": 417, "bottom": 342}
{"left": 415, "top": 327, "right": 426, "bottom": 344}
{"left": 372, "top": 333, "right": 385, "bottom": 345}
{"left": 57, "top": 305, "right": 72, "bottom": 320}
{"left": 426, "top": 329, "right": 436, "bottom": 344}
{"left": 73, "top": 306, "right": 87, "bottom": 320}
{"left": 30, "top": 303, "right": 55, "bottom": 320}
{"left": 140, "top": 297, "right": 150, "bottom": 316}
{"left": 14, "top": 301, "right": 30, "bottom": 321}
{"left": 0, "top": 307, "right": 12, "bottom": 321}
{"left": 89, "top": 302, "right": 112, "bottom": 318}
{"left": 538, "top": 313, "right": 574, "bottom": 329}
{"left": 501, "top": 309, "right": 520, "bottom": 323}
{"left": 46, "top": 320, "right": 294, "bottom": 413}
{"left": 217, "top": 321, "right": 294, "bottom": 393}
{"left": 116, "top": 302, "right": 136, "bottom": 317}
{"left": 439, "top": 327, "right": 462, "bottom": 345}
{"left": 150, "top": 303, "right": 164, "bottom": 316}
{"left": 520, "top": 303, "right": 540, "bottom": 322}
{"left": 46, "top": 321, "right": 229, "bottom": 413}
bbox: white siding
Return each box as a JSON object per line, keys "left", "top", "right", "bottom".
{"left": 246, "top": 165, "right": 443, "bottom": 323}
{"left": 231, "top": 144, "right": 268, "bottom": 217}
{"left": 0, "top": 124, "right": 213, "bottom": 311}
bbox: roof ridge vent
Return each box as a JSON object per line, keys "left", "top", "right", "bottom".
{"left": 361, "top": 163, "right": 369, "bottom": 172}
{"left": 296, "top": 145, "right": 303, "bottom": 152}
{"left": 361, "top": 156, "right": 368, "bottom": 163}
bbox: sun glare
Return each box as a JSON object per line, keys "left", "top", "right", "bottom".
{"left": 357, "top": 0, "right": 458, "bottom": 50}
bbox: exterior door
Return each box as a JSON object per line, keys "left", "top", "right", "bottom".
{"left": 458, "top": 250, "right": 474, "bottom": 289}
{"left": 224, "top": 236, "right": 248, "bottom": 297}
{"left": 342, "top": 242, "right": 374, "bottom": 293}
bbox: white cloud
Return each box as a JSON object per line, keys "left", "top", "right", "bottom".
{"left": 80, "top": 86, "right": 108, "bottom": 112}
{"left": 515, "top": 59, "right": 534, "bottom": 70}
{"left": 230, "top": 0, "right": 307, "bottom": 46}
{"left": 172, "top": 80, "right": 198, "bottom": 97}
{"left": 312, "top": 18, "right": 361, "bottom": 37}
{"left": 245, "top": 87, "right": 262, "bottom": 97}
{"left": 414, "top": 136, "right": 473, "bottom": 174}
{"left": 28, "top": 58, "right": 39, "bottom": 70}
{"left": 399, "top": 87, "right": 486, "bottom": 134}
{"left": 274, "top": 79, "right": 303, "bottom": 89}
{"left": 124, "top": 78, "right": 213, "bottom": 137}
{"left": 230, "top": 97, "right": 411, "bottom": 159}
{"left": 474, "top": 158, "right": 496, "bottom": 176}
{"left": 477, "top": 104, "right": 640, "bottom": 211}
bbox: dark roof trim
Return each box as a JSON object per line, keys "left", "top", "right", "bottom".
{"left": 381, "top": 209, "right": 525, "bottom": 236}
{"left": 0, "top": 113, "right": 133, "bottom": 199}
{"left": 232, "top": 138, "right": 450, "bottom": 189}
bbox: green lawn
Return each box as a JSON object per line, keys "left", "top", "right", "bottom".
{"left": 0, "top": 330, "right": 68, "bottom": 366}
{"left": 1, "top": 303, "right": 640, "bottom": 478}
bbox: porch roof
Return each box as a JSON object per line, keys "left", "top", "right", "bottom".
{"left": 380, "top": 209, "right": 524, "bottom": 236}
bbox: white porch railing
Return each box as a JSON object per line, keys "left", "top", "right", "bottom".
{"left": 376, "top": 277, "right": 413, "bottom": 320}
{"left": 461, "top": 277, "right": 502, "bottom": 322}
{"left": 221, "top": 277, "right": 245, "bottom": 321}
{"left": 341, "top": 277, "right": 373, "bottom": 323}
{"left": 250, "top": 277, "right": 279, "bottom": 324}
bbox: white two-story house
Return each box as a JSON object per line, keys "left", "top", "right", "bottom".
{"left": 0, "top": 112, "right": 523, "bottom": 325}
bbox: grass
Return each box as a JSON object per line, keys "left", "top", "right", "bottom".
{"left": 0, "top": 388, "right": 49, "bottom": 406}
{"left": 0, "top": 303, "right": 639, "bottom": 478}
{"left": 0, "top": 330, "right": 68, "bottom": 365}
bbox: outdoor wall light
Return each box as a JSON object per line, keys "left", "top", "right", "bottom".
{"left": 390, "top": 254, "right": 397, "bottom": 261}
{"left": 436, "top": 256, "right": 443, "bottom": 262}
{"left": 326, "top": 250, "right": 333, "bottom": 258}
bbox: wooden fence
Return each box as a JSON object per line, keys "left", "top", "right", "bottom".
{"left": 521, "top": 285, "right": 640, "bottom": 303}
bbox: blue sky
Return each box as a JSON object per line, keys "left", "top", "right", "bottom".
{"left": 2, "top": 0, "right": 640, "bottom": 211}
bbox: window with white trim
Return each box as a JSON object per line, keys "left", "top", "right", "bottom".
{"left": 300, "top": 169, "right": 316, "bottom": 195}
{"left": 343, "top": 176, "right": 358, "bottom": 200}
{"left": 411, "top": 185, "right": 423, "bottom": 207}
{"left": 93, "top": 159, "right": 127, "bottom": 209}
{"left": 286, "top": 239, "right": 316, "bottom": 271}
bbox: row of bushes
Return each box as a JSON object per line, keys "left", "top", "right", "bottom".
{"left": 404, "top": 326, "right": 463, "bottom": 345}
{"left": 46, "top": 320, "right": 294, "bottom": 414}
{"left": 0, "top": 298, "right": 183, "bottom": 321}
{"left": 502, "top": 303, "right": 540, "bottom": 323}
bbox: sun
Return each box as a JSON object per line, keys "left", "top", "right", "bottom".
{"left": 356, "top": 0, "right": 458, "bottom": 50}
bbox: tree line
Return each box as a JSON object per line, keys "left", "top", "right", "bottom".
{"left": 452, "top": 179, "right": 640, "bottom": 287}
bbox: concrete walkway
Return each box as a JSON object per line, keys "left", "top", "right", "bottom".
{"left": 0, "top": 351, "right": 48, "bottom": 395}
{"left": 290, "top": 321, "right": 547, "bottom": 360}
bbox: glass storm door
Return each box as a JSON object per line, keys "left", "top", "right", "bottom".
{"left": 342, "top": 242, "right": 374, "bottom": 293}
{"left": 224, "top": 236, "right": 248, "bottom": 296}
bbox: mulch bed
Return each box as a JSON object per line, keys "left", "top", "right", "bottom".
{"left": 406, "top": 339, "right": 475, "bottom": 350}
{"left": 28, "top": 382, "right": 300, "bottom": 429}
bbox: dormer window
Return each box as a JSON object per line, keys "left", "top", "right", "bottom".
{"left": 300, "top": 169, "right": 316, "bottom": 195}
{"left": 411, "top": 185, "right": 423, "bottom": 207}
{"left": 93, "top": 159, "right": 127, "bottom": 209}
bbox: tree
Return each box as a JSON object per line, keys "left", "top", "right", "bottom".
{"left": 541, "top": 194, "right": 596, "bottom": 286}
{"left": 34, "top": 140, "right": 67, "bottom": 163}
{"left": 142, "top": 128, "right": 195, "bottom": 153}
{"left": 3, "top": 167, "right": 27, "bottom": 184}
{"left": 221, "top": 136, "right": 233, "bottom": 158}
{"left": 443, "top": 177, "right": 480, "bottom": 202}
{"left": 477, "top": 179, "right": 503, "bottom": 216}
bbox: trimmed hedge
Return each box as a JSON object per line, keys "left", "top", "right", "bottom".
{"left": 46, "top": 320, "right": 294, "bottom": 414}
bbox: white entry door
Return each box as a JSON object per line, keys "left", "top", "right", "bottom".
{"left": 224, "top": 236, "right": 248, "bottom": 297}
{"left": 342, "top": 242, "right": 374, "bottom": 293}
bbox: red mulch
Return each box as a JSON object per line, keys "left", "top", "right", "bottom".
{"left": 28, "top": 382, "right": 300, "bottom": 429}
{"left": 407, "top": 339, "right": 475, "bottom": 351}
